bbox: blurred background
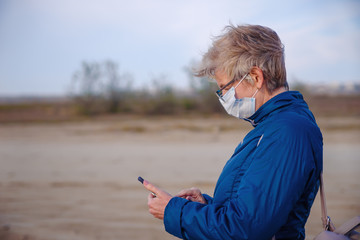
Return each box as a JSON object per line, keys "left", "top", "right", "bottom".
{"left": 0, "top": 0, "right": 359, "bottom": 239}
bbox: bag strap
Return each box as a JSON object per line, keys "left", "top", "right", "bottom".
{"left": 334, "top": 216, "right": 360, "bottom": 235}
{"left": 319, "top": 172, "right": 336, "bottom": 231}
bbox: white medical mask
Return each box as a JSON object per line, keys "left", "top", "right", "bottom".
{"left": 218, "top": 76, "right": 259, "bottom": 119}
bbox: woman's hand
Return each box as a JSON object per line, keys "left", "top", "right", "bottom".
{"left": 143, "top": 180, "right": 172, "bottom": 220}
{"left": 176, "top": 187, "right": 207, "bottom": 204}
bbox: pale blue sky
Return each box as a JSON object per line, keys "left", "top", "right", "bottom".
{"left": 0, "top": 0, "right": 359, "bottom": 96}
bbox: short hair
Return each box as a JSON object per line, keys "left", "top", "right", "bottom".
{"left": 194, "top": 24, "right": 288, "bottom": 92}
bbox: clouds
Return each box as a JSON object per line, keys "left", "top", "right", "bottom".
{"left": 0, "top": 0, "right": 359, "bottom": 95}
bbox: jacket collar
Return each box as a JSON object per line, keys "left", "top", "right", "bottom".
{"left": 245, "top": 91, "right": 307, "bottom": 127}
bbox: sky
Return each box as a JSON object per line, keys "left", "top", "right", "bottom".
{"left": 0, "top": 0, "right": 359, "bottom": 96}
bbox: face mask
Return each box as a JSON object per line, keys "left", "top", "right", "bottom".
{"left": 218, "top": 78, "right": 259, "bottom": 119}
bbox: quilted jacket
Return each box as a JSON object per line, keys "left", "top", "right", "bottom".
{"left": 164, "top": 91, "right": 323, "bottom": 240}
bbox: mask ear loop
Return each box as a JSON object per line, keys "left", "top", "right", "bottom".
{"left": 251, "top": 88, "right": 259, "bottom": 98}
{"left": 234, "top": 79, "right": 243, "bottom": 89}
{"left": 234, "top": 73, "right": 249, "bottom": 89}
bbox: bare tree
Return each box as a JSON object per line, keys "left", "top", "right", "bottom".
{"left": 103, "top": 60, "right": 133, "bottom": 113}
{"left": 71, "top": 61, "right": 103, "bottom": 115}
{"left": 184, "top": 62, "right": 223, "bottom": 113}
{"left": 70, "top": 60, "right": 133, "bottom": 115}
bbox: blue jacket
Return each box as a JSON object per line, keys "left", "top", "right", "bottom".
{"left": 164, "top": 91, "right": 323, "bottom": 240}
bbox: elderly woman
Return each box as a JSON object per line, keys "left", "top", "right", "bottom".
{"left": 142, "top": 24, "right": 323, "bottom": 240}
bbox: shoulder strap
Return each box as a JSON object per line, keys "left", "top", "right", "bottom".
{"left": 334, "top": 216, "right": 360, "bottom": 235}
{"left": 319, "top": 172, "right": 336, "bottom": 231}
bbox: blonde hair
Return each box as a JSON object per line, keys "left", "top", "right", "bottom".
{"left": 195, "top": 24, "right": 288, "bottom": 92}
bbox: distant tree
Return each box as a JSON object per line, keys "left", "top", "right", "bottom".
{"left": 70, "top": 60, "right": 133, "bottom": 115}
{"left": 184, "top": 62, "right": 223, "bottom": 113}
{"left": 147, "top": 74, "right": 178, "bottom": 115}
{"left": 71, "top": 61, "right": 103, "bottom": 115}
{"left": 103, "top": 60, "right": 133, "bottom": 113}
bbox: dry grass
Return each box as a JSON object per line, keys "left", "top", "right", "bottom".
{"left": 0, "top": 94, "right": 359, "bottom": 124}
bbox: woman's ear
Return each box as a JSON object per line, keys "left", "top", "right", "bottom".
{"left": 249, "top": 67, "right": 264, "bottom": 89}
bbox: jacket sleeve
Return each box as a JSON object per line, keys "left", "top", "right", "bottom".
{"left": 164, "top": 128, "right": 319, "bottom": 240}
{"left": 202, "top": 194, "right": 213, "bottom": 204}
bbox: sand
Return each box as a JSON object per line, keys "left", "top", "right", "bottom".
{"left": 0, "top": 116, "right": 359, "bottom": 240}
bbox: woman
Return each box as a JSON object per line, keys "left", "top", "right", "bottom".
{"left": 142, "top": 24, "right": 323, "bottom": 240}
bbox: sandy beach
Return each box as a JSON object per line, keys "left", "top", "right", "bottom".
{"left": 0, "top": 116, "right": 359, "bottom": 239}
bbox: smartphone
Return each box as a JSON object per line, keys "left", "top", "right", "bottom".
{"left": 138, "top": 176, "right": 156, "bottom": 197}
{"left": 138, "top": 176, "right": 144, "bottom": 184}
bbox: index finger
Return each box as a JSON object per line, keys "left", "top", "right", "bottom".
{"left": 143, "top": 180, "right": 160, "bottom": 195}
